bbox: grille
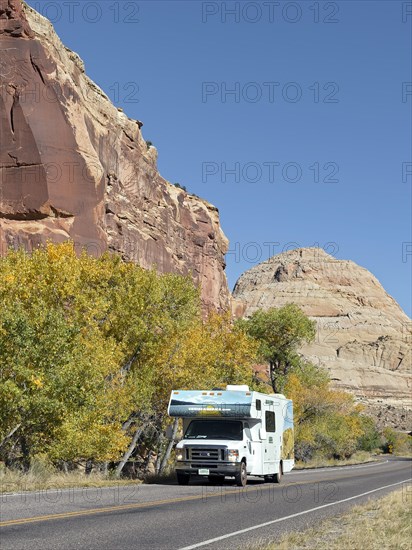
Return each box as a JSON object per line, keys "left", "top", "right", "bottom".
{"left": 190, "top": 448, "right": 220, "bottom": 461}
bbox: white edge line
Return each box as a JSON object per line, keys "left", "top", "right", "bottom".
{"left": 178, "top": 478, "right": 412, "bottom": 550}
{"left": 294, "top": 460, "right": 389, "bottom": 473}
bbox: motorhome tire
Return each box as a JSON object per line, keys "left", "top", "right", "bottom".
{"left": 274, "top": 463, "right": 282, "bottom": 483}
{"left": 176, "top": 472, "right": 190, "bottom": 485}
{"left": 235, "top": 461, "right": 247, "bottom": 487}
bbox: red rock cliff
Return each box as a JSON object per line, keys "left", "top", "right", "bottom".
{"left": 0, "top": 0, "right": 230, "bottom": 310}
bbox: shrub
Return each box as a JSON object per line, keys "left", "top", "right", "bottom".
{"left": 285, "top": 363, "right": 377, "bottom": 461}
{"left": 174, "top": 183, "right": 187, "bottom": 192}
{"left": 29, "top": 454, "right": 56, "bottom": 480}
{"left": 357, "top": 416, "right": 382, "bottom": 452}
{"left": 382, "top": 428, "right": 412, "bottom": 455}
{"left": 294, "top": 440, "right": 315, "bottom": 462}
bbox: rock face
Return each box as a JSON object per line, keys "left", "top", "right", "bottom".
{"left": 233, "top": 248, "right": 412, "bottom": 430}
{"left": 0, "top": 0, "right": 229, "bottom": 310}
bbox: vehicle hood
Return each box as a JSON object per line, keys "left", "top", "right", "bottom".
{"left": 177, "top": 439, "right": 243, "bottom": 448}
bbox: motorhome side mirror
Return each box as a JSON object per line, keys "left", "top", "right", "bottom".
{"left": 259, "top": 428, "right": 267, "bottom": 440}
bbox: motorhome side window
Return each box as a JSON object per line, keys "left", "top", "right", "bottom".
{"left": 256, "top": 399, "right": 261, "bottom": 411}
{"left": 265, "top": 411, "right": 276, "bottom": 432}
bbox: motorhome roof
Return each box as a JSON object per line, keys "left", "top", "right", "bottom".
{"left": 168, "top": 389, "right": 290, "bottom": 419}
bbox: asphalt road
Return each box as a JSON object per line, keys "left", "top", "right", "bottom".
{"left": 1, "top": 458, "right": 411, "bottom": 549}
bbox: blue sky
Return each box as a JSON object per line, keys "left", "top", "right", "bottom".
{"left": 27, "top": 0, "right": 411, "bottom": 315}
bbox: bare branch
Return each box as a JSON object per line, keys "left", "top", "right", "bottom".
{"left": 0, "top": 424, "right": 21, "bottom": 449}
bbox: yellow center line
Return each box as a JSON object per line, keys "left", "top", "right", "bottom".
{"left": 1, "top": 463, "right": 407, "bottom": 528}
{"left": 0, "top": 493, "right": 207, "bottom": 527}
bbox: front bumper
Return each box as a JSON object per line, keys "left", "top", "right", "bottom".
{"left": 176, "top": 461, "right": 241, "bottom": 475}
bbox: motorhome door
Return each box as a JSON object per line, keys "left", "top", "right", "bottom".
{"left": 263, "top": 408, "right": 277, "bottom": 474}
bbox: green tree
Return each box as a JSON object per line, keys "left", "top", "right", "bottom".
{"left": 238, "top": 304, "right": 316, "bottom": 393}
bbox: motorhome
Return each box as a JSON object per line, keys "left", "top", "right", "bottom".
{"left": 167, "top": 385, "right": 294, "bottom": 486}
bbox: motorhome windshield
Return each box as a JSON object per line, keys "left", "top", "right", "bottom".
{"left": 184, "top": 420, "right": 243, "bottom": 440}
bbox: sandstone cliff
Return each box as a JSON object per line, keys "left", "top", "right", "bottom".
{"left": 233, "top": 248, "right": 412, "bottom": 429}
{"left": 0, "top": 0, "right": 229, "bottom": 310}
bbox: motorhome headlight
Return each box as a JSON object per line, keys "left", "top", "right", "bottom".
{"left": 228, "top": 449, "right": 239, "bottom": 462}
{"left": 176, "top": 449, "right": 184, "bottom": 461}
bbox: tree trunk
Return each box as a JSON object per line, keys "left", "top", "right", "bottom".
{"left": 120, "top": 348, "right": 141, "bottom": 376}
{"left": 270, "top": 362, "right": 278, "bottom": 393}
{"left": 144, "top": 450, "right": 154, "bottom": 474}
{"left": 122, "top": 412, "right": 137, "bottom": 432}
{"left": 154, "top": 430, "right": 164, "bottom": 474}
{"left": 158, "top": 419, "right": 179, "bottom": 475}
{"left": 115, "top": 426, "right": 144, "bottom": 478}
{"left": 20, "top": 436, "right": 30, "bottom": 471}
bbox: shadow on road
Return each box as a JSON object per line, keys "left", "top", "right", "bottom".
{"left": 146, "top": 475, "right": 268, "bottom": 486}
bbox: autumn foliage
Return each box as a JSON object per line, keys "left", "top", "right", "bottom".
{"left": 0, "top": 243, "right": 257, "bottom": 470}
{"left": 284, "top": 363, "right": 367, "bottom": 460}
{"left": 0, "top": 243, "right": 384, "bottom": 473}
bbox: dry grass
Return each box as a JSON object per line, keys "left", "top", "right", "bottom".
{"left": 0, "top": 453, "right": 178, "bottom": 493}
{"left": 248, "top": 488, "right": 412, "bottom": 550}
{"left": 294, "top": 451, "right": 379, "bottom": 470}
{"left": 144, "top": 469, "right": 177, "bottom": 484}
{"left": 0, "top": 465, "right": 142, "bottom": 494}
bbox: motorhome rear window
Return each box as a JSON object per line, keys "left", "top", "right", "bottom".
{"left": 265, "top": 411, "right": 276, "bottom": 432}
{"left": 184, "top": 420, "right": 243, "bottom": 440}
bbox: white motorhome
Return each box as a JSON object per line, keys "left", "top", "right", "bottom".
{"left": 168, "top": 385, "right": 294, "bottom": 486}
